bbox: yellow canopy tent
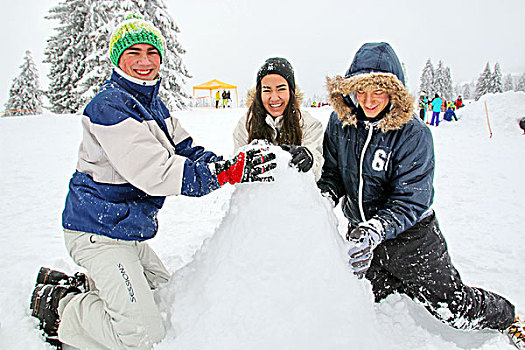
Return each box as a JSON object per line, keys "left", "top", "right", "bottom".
{"left": 193, "top": 79, "right": 238, "bottom": 107}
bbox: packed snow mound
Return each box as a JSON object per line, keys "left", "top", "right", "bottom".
{"left": 456, "top": 91, "right": 525, "bottom": 135}
{"left": 157, "top": 147, "right": 382, "bottom": 349}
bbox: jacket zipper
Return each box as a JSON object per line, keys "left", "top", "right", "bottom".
{"left": 265, "top": 114, "right": 282, "bottom": 142}
{"left": 358, "top": 123, "right": 374, "bottom": 222}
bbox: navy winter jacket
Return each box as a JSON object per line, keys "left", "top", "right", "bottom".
{"left": 320, "top": 42, "right": 435, "bottom": 239}
{"left": 63, "top": 69, "right": 222, "bottom": 241}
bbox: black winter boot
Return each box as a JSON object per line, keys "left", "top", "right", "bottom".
{"left": 29, "top": 284, "right": 80, "bottom": 337}
{"left": 36, "top": 267, "right": 89, "bottom": 292}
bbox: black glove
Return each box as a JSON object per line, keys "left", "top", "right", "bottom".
{"left": 280, "top": 145, "right": 313, "bottom": 172}
{"left": 213, "top": 147, "right": 277, "bottom": 185}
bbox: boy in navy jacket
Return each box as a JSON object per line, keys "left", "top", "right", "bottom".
{"left": 318, "top": 42, "right": 523, "bottom": 348}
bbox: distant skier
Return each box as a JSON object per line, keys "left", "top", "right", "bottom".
{"left": 233, "top": 57, "right": 324, "bottom": 180}
{"left": 319, "top": 42, "right": 524, "bottom": 349}
{"left": 520, "top": 117, "right": 525, "bottom": 134}
{"left": 28, "top": 14, "right": 277, "bottom": 349}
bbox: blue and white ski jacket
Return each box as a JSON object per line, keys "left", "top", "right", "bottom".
{"left": 63, "top": 69, "right": 222, "bottom": 241}
{"left": 319, "top": 43, "right": 435, "bottom": 240}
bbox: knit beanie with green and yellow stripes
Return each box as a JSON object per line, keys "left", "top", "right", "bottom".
{"left": 109, "top": 13, "right": 165, "bottom": 67}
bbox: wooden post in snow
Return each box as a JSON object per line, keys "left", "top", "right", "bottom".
{"left": 484, "top": 101, "right": 493, "bottom": 138}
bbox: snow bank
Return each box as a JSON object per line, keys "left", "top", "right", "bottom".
{"left": 157, "top": 147, "right": 381, "bottom": 349}
{"left": 455, "top": 91, "right": 525, "bottom": 136}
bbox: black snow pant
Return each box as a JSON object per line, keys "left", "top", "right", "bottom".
{"left": 365, "top": 212, "right": 515, "bottom": 331}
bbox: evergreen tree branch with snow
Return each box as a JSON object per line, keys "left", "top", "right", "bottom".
{"left": 44, "top": 0, "right": 92, "bottom": 113}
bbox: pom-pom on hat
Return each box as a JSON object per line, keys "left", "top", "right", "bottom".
{"left": 256, "top": 57, "right": 296, "bottom": 92}
{"left": 109, "top": 13, "right": 165, "bottom": 67}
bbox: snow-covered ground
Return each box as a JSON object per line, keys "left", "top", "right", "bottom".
{"left": 0, "top": 92, "right": 524, "bottom": 349}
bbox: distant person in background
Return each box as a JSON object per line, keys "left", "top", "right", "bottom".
{"left": 226, "top": 90, "right": 232, "bottom": 107}
{"left": 318, "top": 41, "right": 524, "bottom": 349}
{"left": 28, "top": 14, "right": 277, "bottom": 350}
{"left": 426, "top": 99, "right": 432, "bottom": 124}
{"left": 455, "top": 95, "right": 464, "bottom": 109}
{"left": 443, "top": 105, "right": 458, "bottom": 122}
{"left": 222, "top": 89, "right": 228, "bottom": 108}
{"left": 430, "top": 93, "right": 442, "bottom": 126}
{"left": 215, "top": 90, "right": 221, "bottom": 108}
{"left": 233, "top": 57, "right": 324, "bottom": 181}
{"left": 419, "top": 91, "right": 428, "bottom": 121}
{"left": 519, "top": 117, "right": 525, "bottom": 134}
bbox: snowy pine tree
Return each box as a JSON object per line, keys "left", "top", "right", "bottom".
{"left": 119, "top": 0, "right": 192, "bottom": 110}
{"left": 474, "top": 62, "right": 492, "bottom": 100}
{"left": 73, "top": 0, "right": 118, "bottom": 105}
{"left": 419, "top": 58, "right": 434, "bottom": 96}
{"left": 433, "top": 60, "right": 447, "bottom": 99}
{"left": 4, "top": 51, "right": 42, "bottom": 116}
{"left": 45, "top": 0, "right": 95, "bottom": 113}
{"left": 462, "top": 84, "right": 472, "bottom": 99}
{"left": 503, "top": 74, "right": 514, "bottom": 92}
{"left": 491, "top": 63, "right": 503, "bottom": 93}
{"left": 516, "top": 74, "right": 525, "bottom": 92}
{"left": 443, "top": 66, "right": 454, "bottom": 101}
{"left": 46, "top": 0, "right": 129, "bottom": 113}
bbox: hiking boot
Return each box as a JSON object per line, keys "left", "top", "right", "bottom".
{"left": 36, "top": 267, "right": 90, "bottom": 292}
{"left": 44, "top": 334, "right": 63, "bottom": 350}
{"left": 29, "top": 284, "right": 80, "bottom": 337}
{"left": 506, "top": 316, "right": 525, "bottom": 349}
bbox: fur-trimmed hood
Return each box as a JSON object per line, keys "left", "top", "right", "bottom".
{"left": 327, "top": 43, "right": 415, "bottom": 133}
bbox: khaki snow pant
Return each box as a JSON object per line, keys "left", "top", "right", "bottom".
{"left": 58, "top": 231, "right": 170, "bottom": 349}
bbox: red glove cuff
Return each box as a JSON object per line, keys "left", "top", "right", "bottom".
{"left": 216, "top": 152, "right": 246, "bottom": 186}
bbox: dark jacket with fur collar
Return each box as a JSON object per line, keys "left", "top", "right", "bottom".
{"left": 318, "top": 43, "right": 435, "bottom": 239}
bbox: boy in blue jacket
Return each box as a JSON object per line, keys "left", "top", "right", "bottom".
{"left": 29, "top": 14, "right": 276, "bottom": 349}
{"left": 444, "top": 105, "right": 458, "bottom": 121}
{"left": 318, "top": 42, "right": 524, "bottom": 348}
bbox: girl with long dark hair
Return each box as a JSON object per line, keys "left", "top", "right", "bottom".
{"left": 233, "top": 57, "right": 324, "bottom": 180}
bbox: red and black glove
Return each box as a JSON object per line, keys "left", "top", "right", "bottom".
{"left": 213, "top": 147, "right": 277, "bottom": 185}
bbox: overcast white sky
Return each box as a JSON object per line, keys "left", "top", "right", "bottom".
{"left": 1, "top": 0, "right": 524, "bottom": 108}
